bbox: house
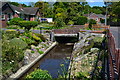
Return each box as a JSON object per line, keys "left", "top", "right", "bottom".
{"left": 83, "top": 13, "right": 105, "bottom": 23}
{"left": 0, "top": 2, "right": 40, "bottom": 28}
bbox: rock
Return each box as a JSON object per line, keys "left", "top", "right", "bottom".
{"left": 24, "top": 56, "right": 29, "bottom": 65}
{"left": 31, "top": 45, "right": 36, "bottom": 49}
{"left": 90, "top": 48, "right": 99, "bottom": 53}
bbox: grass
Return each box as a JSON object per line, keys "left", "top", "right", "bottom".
{"left": 33, "top": 23, "right": 72, "bottom": 30}
{"left": 6, "top": 23, "right": 74, "bottom": 30}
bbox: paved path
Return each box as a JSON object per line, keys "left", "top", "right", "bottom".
{"left": 110, "top": 26, "right": 120, "bottom": 49}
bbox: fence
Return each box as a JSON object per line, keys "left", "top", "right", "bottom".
{"left": 107, "top": 29, "right": 120, "bottom": 80}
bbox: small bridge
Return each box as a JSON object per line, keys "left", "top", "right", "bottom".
{"left": 50, "top": 25, "right": 84, "bottom": 42}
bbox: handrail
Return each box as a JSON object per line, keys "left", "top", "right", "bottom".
{"left": 107, "top": 29, "right": 119, "bottom": 80}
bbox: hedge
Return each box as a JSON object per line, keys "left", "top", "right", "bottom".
{"left": 19, "top": 21, "right": 38, "bottom": 31}
{"left": 7, "top": 17, "right": 23, "bottom": 25}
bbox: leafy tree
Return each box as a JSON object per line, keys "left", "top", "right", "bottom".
{"left": 54, "top": 18, "right": 65, "bottom": 27}
{"left": 35, "top": 1, "right": 53, "bottom": 18}
{"left": 77, "top": 16, "right": 88, "bottom": 25}
{"left": 92, "top": 8, "right": 102, "bottom": 14}
{"left": 21, "top": 3, "right": 28, "bottom": 7}
{"left": 9, "top": 2, "right": 20, "bottom": 6}
{"left": 105, "top": 1, "right": 120, "bottom": 24}
{"left": 111, "top": 2, "right": 120, "bottom": 19}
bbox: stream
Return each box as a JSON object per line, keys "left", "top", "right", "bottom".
{"left": 20, "top": 43, "right": 73, "bottom": 79}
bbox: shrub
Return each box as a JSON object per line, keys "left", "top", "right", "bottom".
{"left": 19, "top": 36, "right": 35, "bottom": 45}
{"left": 19, "top": 21, "right": 38, "bottom": 31}
{"left": 89, "top": 19, "right": 96, "bottom": 29}
{"left": 32, "top": 34, "right": 42, "bottom": 42}
{"left": 25, "top": 69, "right": 52, "bottom": 80}
{"left": 89, "top": 19, "right": 96, "bottom": 25}
{"left": 29, "top": 33, "right": 42, "bottom": 42}
{"left": 4, "top": 30, "right": 19, "bottom": 39}
{"left": 42, "top": 21, "right": 48, "bottom": 23}
{"left": 10, "top": 38, "right": 28, "bottom": 50}
{"left": 67, "top": 20, "right": 74, "bottom": 25}
{"left": 77, "top": 16, "right": 88, "bottom": 25}
{"left": 7, "top": 25, "right": 20, "bottom": 29}
{"left": 100, "top": 19, "right": 105, "bottom": 23}
{"left": 38, "top": 51, "right": 44, "bottom": 54}
{"left": 2, "top": 38, "right": 27, "bottom": 63}
{"left": 54, "top": 18, "right": 65, "bottom": 27}
{"left": 34, "top": 33, "right": 46, "bottom": 42}
{"left": 7, "top": 17, "right": 23, "bottom": 25}
{"left": 93, "top": 37, "right": 104, "bottom": 48}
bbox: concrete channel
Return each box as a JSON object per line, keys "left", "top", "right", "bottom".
{"left": 9, "top": 42, "right": 74, "bottom": 79}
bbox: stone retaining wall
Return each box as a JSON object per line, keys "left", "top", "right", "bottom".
{"left": 70, "top": 32, "right": 105, "bottom": 79}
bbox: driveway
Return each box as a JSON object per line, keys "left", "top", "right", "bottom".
{"left": 110, "top": 26, "right": 120, "bottom": 49}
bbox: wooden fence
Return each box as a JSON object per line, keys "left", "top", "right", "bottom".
{"left": 107, "top": 29, "right": 120, "bottom": 80}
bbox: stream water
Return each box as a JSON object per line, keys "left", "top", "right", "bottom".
{"left": 39, "top": 43, "right": 73, "bottom": 78}
{"left": 20, "top": 43, "right": 73, "bottom": 79}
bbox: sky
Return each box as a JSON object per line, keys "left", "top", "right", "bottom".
{"left": 10, "top": 0, "right": 105, "bottom": 7}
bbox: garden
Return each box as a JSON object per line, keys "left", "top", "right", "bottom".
{"left": 1, "top": 16, "right": 109, "bottom": 79}
{"left": 1, "top": 19, "right": 53, "bottom": 79}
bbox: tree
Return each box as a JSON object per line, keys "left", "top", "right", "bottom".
{"left": 92, "top": 8, "right": 102, "bottom": 14}
{"left": 21, "top": 3, "right": 28, "bottom": 7}
{"left": 77, "top": 16, "right": 88, "bottom": 25}
{"left": 104, "top": 1, "right": 120, "bottom": 24}
{"left": 10, "top": 2, "right": 20, "bottom": 6}
{"left": 34, "top": 1, "right": 52, "bottom": 18}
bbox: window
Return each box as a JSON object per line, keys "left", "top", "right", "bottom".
{"left": 2, "top": 14, "right": 5, "bottom": 20}
{"left": 7, "top": 13, "right": 13, "bottom": 21}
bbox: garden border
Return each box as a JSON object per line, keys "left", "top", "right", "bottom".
{"left": 8, "top": 42, "right": 57, "bottom": 80}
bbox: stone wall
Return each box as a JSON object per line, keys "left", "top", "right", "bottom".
{"left": 70, "top": 32, "right": 105, "bottom": 79}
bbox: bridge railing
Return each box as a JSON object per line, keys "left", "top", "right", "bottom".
{"left": 107, "top": 29, "right": 120, "bottom": 80}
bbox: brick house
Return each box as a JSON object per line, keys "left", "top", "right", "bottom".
{"left": 83, "top": 13, "right": 105, "bottom": 23}
{"left": 0, "top": 2, "right": 40, "bottom": 28}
